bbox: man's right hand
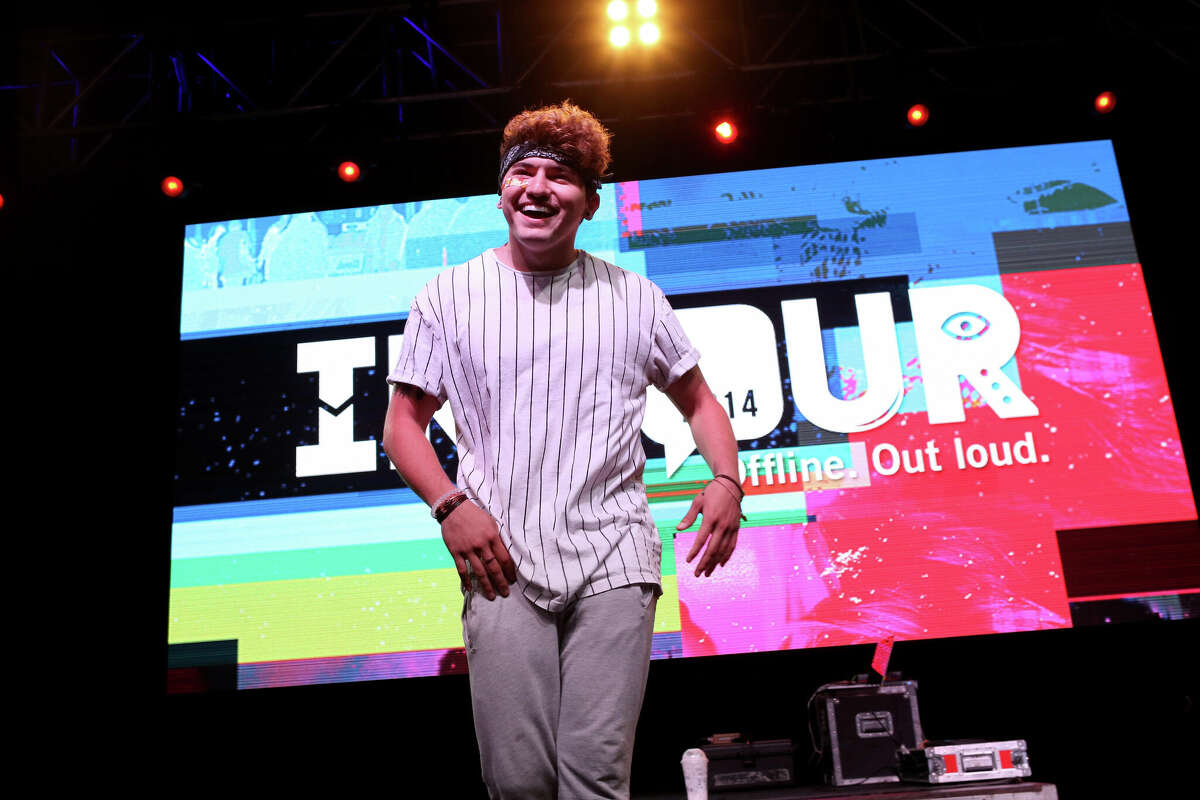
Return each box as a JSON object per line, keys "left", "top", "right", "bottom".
{"left": 441, "top": 501, "right": 517, "bottom": 601}
{"left": 384, "top": 384, "right": 516, "bottom": 601}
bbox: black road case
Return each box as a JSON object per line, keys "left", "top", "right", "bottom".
{"left": 812, "top": 680, "right": 923, "bottom": 786}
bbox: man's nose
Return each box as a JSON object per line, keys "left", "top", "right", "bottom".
{"left": 525, "top": 169, "right": 550, "bottom": 194}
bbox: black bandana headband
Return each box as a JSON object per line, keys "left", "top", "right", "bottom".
{"left": 498, "top": 142, "right": 602, "bottom": 195}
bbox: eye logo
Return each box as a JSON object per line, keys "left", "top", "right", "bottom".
{"left": 942, "top": 312, "right": 990, "bottom": 341}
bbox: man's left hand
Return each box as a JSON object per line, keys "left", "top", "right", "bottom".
{"left": 676, "top": 481, "right": 742, "bottom": 577}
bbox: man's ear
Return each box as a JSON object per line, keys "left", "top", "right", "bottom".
{"left": 583, "top": 191, "right": 601, "bottom": 221}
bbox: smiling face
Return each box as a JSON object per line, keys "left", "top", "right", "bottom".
{"left": 498, "top": 156, "right": 601, "bottom": 271}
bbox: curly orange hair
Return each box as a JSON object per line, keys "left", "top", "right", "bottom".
{"left": 500, "top": 101, "right": 612, "bottom": 188}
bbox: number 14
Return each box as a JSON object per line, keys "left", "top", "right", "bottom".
{"left": 724, "top": 390, "right": 758, "bottom": 418}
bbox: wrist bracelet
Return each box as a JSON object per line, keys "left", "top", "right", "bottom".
{"left": 432, "top": 490, "right": 468, "bottom": 523}
{"left": 706, "top": 478, "right": 748, "bottom": 521}
{"left": 712, "top": 473, "right": 745, "bottom": 498}
{"left": 430, "top": 489, "right": 461, "bottom": 516}
{"left": 436, "top": 494, "right": 469, "bottom": 523}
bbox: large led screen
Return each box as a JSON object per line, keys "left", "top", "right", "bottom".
{"left": 169, "top": 140, "right": 1197, "bottom": 692}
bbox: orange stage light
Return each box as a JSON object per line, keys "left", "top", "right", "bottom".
{"left": 338, "top": 161, "right": 361, "bottom": 182}
{"left": 714, "top": 120, "right": 738, "bottom": 144}
{"left": 161, "top": 176, "right": 184, "bottom": 197}
{"left": 907, "top": 104, "right": 929, "bottom": 127}
{"left": 1094, "top": 91, "right": 1116, "bottom": 114}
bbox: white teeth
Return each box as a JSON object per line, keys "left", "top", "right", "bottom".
{"left": 519, "top": 204, "right": 556, "bottom": 219}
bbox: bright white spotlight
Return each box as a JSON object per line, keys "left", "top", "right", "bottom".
{"left": 638, "top": 22, "right": 660, "bottom": 44}
{"left": 607, "top": 1, "right": 628, "bottom": 21}
{"left": 637, "top": 0, "right": 658, "bottom": 16}
{"left": 610, "top": 26, "right": 631, "bottom": 47}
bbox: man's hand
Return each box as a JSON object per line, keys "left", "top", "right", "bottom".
{"left": 663, "top": 366, "right": 744, "bottom": 578}
{"left": 676, "top": 481, "right": 742, "bottom": 578}
{"left": 441, "top": 501, "right": 517, "bottom": 600}
{"left": 384, "top": 384, "right": 516, "bottom": 601}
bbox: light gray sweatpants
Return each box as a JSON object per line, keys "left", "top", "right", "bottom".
{"left": 462, "top": 584, "right": 659, "bottom": 800}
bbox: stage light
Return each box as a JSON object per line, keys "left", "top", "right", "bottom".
{"left": 1094, "top": 91, "right": 1116, "bottom": 114}
{"left": 610, "top": 26, "right": 631, "bottom": 47}
{"left": 714, "top": 120, "right": 738, "bottom": 144}
{"left": 338, "top": 161, "right": 361, "bottom": 183}
{"left": 161, "top": 176, "right": 184, "bottom": 197}
{"left": 609, "top": 1, "right": 657, "bottom": 48}
{"left": 907, "top": 104, "right": 929, "bottom": 127}
{"left": 0, "top": 192, "right": 5, "bottom": 210}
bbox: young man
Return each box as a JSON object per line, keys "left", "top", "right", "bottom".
{"left": 383, "top": 102, "right": 743, "bottom": 799}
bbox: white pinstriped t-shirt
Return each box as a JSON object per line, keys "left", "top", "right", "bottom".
{"left": 388, "top": 248, "right": 699, "bottom": 612}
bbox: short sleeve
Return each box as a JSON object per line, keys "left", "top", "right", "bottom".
{"left": 646, "top": 286, "right": 700, "bottom": 392}
{"left": 387, "top": 292, "right": 449, "bottom": 404}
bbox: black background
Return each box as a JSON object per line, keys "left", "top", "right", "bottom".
{"left": 11, "top": 11, "right": 1198, "bottom": 796}
{"left": 174, "top": 321, "right": 413, "bottom": 504}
